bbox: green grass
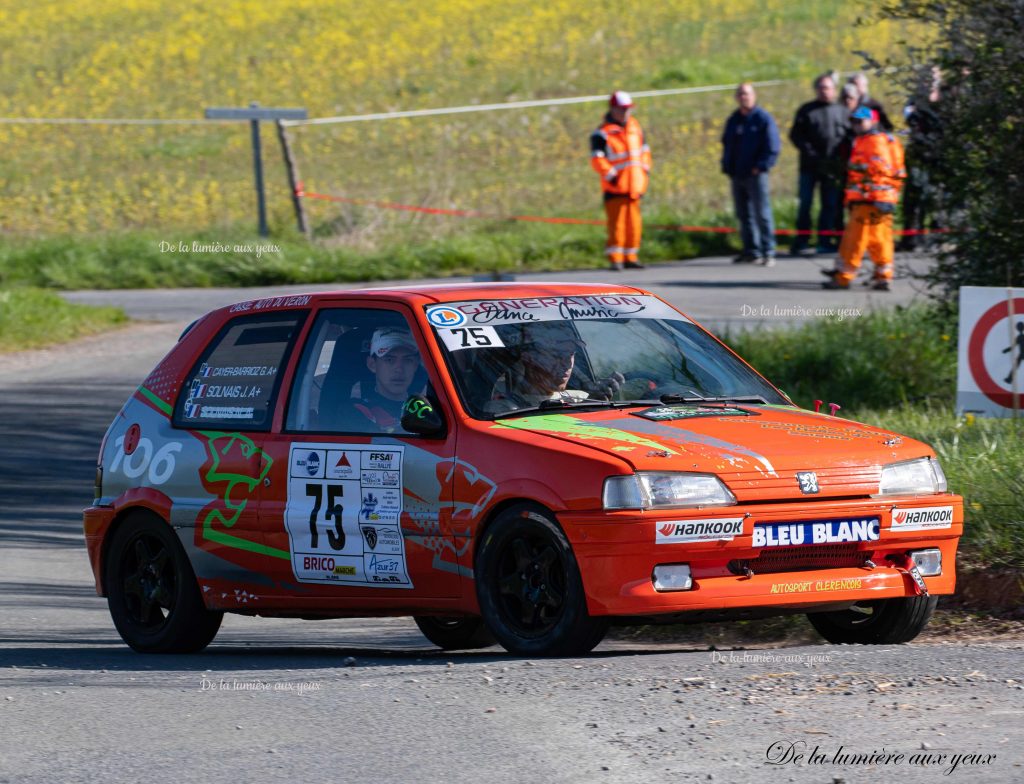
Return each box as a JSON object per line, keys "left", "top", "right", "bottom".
{"left": 0, "top": 288, "right": 128, "bottom": 352}
{"left": 0, "top": 210, "right": 741, "bottom": 291}
{"left": 724, "top": 304, "right": 956, "bottom": 412}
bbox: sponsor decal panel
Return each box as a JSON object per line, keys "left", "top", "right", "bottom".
{"left": 429, "top": 295, "right": 686, "bottom": 328}
{"left": 656, "top": 517, "right": 744, "bottom": 544}
{"left": 284, "top": 443, "right": 411, "bottom": 588}
{"left": 753, "top": 517, "right": 881, "bottom": 548}
{"left": 769, "top": 578, "right": 865, "bottom": 594}
{"left": 634, "top": 406, "right": 756, "bottom": 422}
{"left": 891, "top": 505, "right": 954, "bottom": 531}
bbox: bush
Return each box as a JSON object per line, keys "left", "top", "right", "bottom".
{"left": 869, "top": 0, "right": 1024, "bottom": 300}
{"left": 724, "top": 304, "right": 956, "bottom": 410}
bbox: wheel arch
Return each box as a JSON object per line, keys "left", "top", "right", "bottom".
{"left": 98, "top": 493, "right": 175, "bottom": 596}
{"left": 471, "top": 496, "right": 562, "bottom": 566}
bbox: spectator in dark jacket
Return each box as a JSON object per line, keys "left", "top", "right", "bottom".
{"left": 899, "top": 69, "right": 944, "bottom": 251}
{"left": 721, "top": 83, "right": 781, "bottom": 265}
{"left": 849, "top": 72, "right": 894, "bottom": 132}
{"left": 788, "top": 73, "right": 850, "bottom": 254}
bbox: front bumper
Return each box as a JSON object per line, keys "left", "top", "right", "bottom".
{"left": 560, "top": 494, "right": 962, "bottom": 617}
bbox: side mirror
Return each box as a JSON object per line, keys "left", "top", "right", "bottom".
{"left": 400, "top": 395, "right": 445, "bottom": 437}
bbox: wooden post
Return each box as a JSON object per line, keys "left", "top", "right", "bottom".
{"left": 204, "top": 104, "right": 307, "bottom": 236}
{"left": 276, "top": 120, "right": 310, "bottom": 238}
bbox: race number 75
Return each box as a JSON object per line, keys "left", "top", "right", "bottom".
{"left": 306, "top": 483, "right": 345, "bottom": 550}
{"left": 450, "top": 327, "right": 495, "bottom": 347}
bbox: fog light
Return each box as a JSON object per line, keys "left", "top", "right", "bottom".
{"left": 652, "top": 564, "right": 693, "bottom": 592}
{"left": 909, "top": 549, "right": 942, "bottom": 577}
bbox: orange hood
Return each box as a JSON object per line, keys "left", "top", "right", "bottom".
{"left": 491, "top": 404, "right": 931, "bottom": 502}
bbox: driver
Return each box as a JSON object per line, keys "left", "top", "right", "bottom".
{"left": 490, "top": 322, "right": 624, "bottom": 409}
{"left": 345, "top": 327, "right": 423, "bottom": 432}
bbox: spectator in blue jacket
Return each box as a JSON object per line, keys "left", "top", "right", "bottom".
{"left": 721, "top": 83, "right": 782, "bottom": 265}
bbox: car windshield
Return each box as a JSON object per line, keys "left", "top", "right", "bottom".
{"left": 425, "top": 295, "right": 787, "bottom": 419}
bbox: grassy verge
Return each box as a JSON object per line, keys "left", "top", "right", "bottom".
{"left": 0, "top": 288, "right": 129, "bottom": 352}
{"left": 724, "top": 304, "right": 956, "bottom": 412}
{"left": 724, "top": 304, "right": 1024, "bottom": 568}
{"left": 0, "top": 214, "right": 739, "bottom": 291}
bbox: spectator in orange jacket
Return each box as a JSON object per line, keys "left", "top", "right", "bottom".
{"left": 590, "top": 91, "right": 652, "bottom": 270}
{"left": 823, "top": 105, "right": 906, "bottom": 291}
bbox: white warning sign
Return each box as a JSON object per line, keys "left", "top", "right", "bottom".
{"left": 284, "top": 443, "right": 411, "bottom": 588}
{"left": 957, "top": 286, "right": 1024, "bottom": 417}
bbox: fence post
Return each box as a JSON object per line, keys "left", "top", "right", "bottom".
{"left": 276, "top": 120, "right": 310, "bottom": 238}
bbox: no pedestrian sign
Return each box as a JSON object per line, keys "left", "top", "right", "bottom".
{"left": 957, "top": 286, "right": 1024, "bottom": 416}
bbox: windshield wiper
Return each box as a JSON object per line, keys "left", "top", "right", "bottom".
{"left": 657, "top": 394, "right": 768, "bottom": 405}
{"left": 491, "top": 398, "right": 619, "bottom": 420}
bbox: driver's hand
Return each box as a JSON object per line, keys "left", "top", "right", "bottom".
{"left": 585, "top": 371, "right": 625, "bottom": 400}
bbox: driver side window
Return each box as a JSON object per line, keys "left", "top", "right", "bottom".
{"left": 286, "top": 308, "right": 427, "bottom": 435}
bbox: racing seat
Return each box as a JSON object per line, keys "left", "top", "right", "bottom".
{"left": 318, "top": 328, "right": 373, "bottom": 431}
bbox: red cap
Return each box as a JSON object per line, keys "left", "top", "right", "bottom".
{"left": 609, "top": 90, "right": 634, "bottom": 108}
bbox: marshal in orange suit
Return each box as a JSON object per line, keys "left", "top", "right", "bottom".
{"left": 590, "top": 90, "right": 652, "bottom": 270}
{"left": 824, "top": 104, "right": 906, "bottom": 291}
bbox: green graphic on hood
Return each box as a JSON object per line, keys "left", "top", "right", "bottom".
{"left": 493, "top": 414, "right": 679, "bottom": 454}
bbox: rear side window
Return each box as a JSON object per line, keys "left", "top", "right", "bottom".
{"left": 174, "top": 311, "right": 307, "bottom": 431}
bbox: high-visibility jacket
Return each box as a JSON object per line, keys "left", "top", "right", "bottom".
{"left": 845, "top": 129, "right": 906, "bottom": 205}
{"left": 590, "top": 115, "right": 651, "bottom": 199}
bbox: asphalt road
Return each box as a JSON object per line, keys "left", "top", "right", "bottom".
{"left": 3, "top": 254, "right": 1022, "bottom": 783}
{"left": 61, "top": 251, "right": 939, "bottom": 333}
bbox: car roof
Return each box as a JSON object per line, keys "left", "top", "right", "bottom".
{"left": 215, "top": 281, "right": 662, "bottom": 319}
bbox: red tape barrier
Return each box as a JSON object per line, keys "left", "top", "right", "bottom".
{"left": 298, "top": 187, "right": 950, "bottom": 237}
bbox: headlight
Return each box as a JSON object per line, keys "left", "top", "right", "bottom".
{"left": 603, "top": 472, "right": 737, "bottom": 510}
{"left": 878, "top": 457, "right": 947, "bottom": 496}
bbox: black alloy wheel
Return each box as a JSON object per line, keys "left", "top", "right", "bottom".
{"left": 105, "top": 512, "right": 222, "bottom": 653}
{"left": 475, "top": 504, "right": 607, "bottom": 656}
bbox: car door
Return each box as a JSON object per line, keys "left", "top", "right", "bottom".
{"left": 169, "top": 310, "right": 308, "bottom": 594}
{"left": 258, "top": 303, "right": 465, "bottom": 602}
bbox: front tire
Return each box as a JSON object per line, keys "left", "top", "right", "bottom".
{"left": 807, "top": 595, "right": 937, "bottom": 644}
{"left": 105, "top": 511, "right": 223, "bottom": 653}
{"left": 413, "top": 616, "right": 496, "bottom": 650}
{"left": 475, "top": 504, "right": 607, "bottom": 656}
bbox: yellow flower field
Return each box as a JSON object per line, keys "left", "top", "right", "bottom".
{"left": 0, "top": 0, "right": 906, "bottom": 238}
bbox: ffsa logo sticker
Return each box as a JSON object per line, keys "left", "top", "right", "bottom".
{"left": 797, "top": 471, "right": 820, "bottom": 494}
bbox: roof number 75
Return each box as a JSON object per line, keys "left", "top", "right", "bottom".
{"left": 451, "top": 327, "right": 494, "bottom": 347}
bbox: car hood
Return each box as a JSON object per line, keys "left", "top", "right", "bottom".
{"left": 490, "top": 404, "right": 931, "bottom": 502}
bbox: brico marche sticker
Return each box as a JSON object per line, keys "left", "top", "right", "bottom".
{"left": 753, "top": 517, "right": 880, "bottom": 547}
{"left": 284, "top": 443, "right": 411, "bottom": 588}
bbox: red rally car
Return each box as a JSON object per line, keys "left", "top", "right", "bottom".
{"left": 83, "top": 283, "right": 962, "bottom": 656}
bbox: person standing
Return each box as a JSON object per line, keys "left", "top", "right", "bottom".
{"left": 823, "top": 106, "right": 906, "bottom": 291}
{"left": 899, "top": 71, "right": 943, "bottom": 251}
{"left": 590, "top": 91, "right": 651, "bottom": 270}
{"left": 721, "top": 83, "right": 781, "bottom": 265}
{"left": 788, "top": 73, "right": 850, "bottom": 255}
{"left": 849, "top": 72, "right": 894, "bottom": 132}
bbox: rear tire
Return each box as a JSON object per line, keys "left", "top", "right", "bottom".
{"left": 475, "top": 504, "right": 608, "bottom": 656}
{"left": 413, "top": 616, "right": 496, "bottom": 650}
{"left": 807, "top": 595, "right": 937, "bottom": 644}
{"left": 105, "top": 511, "right": 223, "bottom": 653}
